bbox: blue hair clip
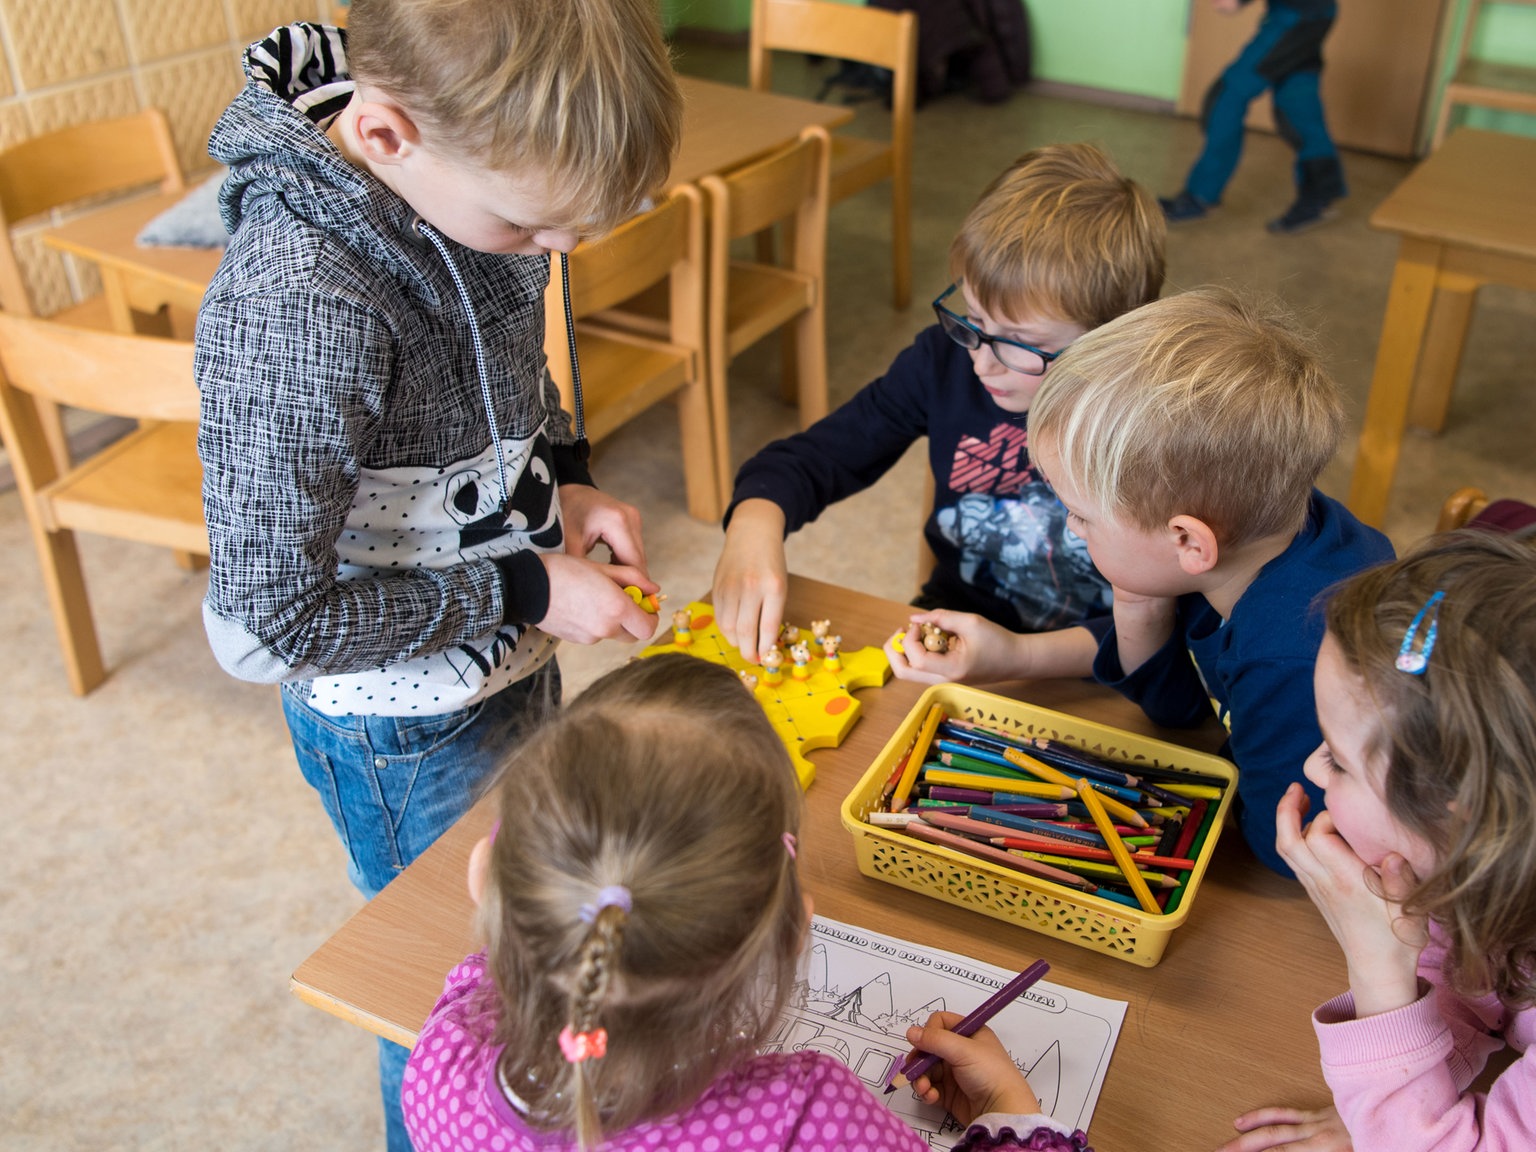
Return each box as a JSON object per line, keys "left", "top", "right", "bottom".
{"left": 1395, "top": 590, "right": 1445, "bottom": 675}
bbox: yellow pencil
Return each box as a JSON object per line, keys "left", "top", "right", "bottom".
{"left": 1077, "top": 778, "right": 1160, "bottom": 913}
{"left": 1004, "top": 749, "right": 1149, "bottom": 829}
{"left": 892, "top": 703, "right": 945, "bottom": 812}
{"left": 919, "top": 769, "right": 1076, "bottom": 801}
{"left": 1152, "top": 781, "right": 1224, "bottom": 801}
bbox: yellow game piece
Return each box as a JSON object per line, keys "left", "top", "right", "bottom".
{"left": 639, "top": 601, "right": 891, "bottom": 789}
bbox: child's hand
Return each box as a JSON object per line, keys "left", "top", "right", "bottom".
{"left": 537, "top": 554, "right": 659, "bottom": 644}
{"left": 886, "top": 613, "right": 1100, "bottom": 685}
{"left": 1276, "top": 780, "right": 1427, "bottom": 1017}
{"left": 559, "top": 484, "right": 648, "bottom": 575}
{"left": 886, "top": 611, "right": 1019, "bottom": 685}
{"left": 712, "top": 500, "right": 788, "bottom": 663}
{"left": 1214, "top": 1103, "right": 1352, "bottom": 1152}
{"left": 900, "top": 1012, "right": 1039, "bottom": 1125}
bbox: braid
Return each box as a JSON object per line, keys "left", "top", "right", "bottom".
{"left": 567, "top": 902, "right": 627, "bottom": 1149}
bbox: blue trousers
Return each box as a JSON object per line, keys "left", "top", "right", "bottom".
{"left": 1186, "top": 3, "right": 1345, "bottom": 206}
{"left": 282, "top": 661, "right": 561, "bottom": 1152}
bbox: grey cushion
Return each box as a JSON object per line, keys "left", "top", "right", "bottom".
{"left": 136, "top": 171, "right": 229, "bottom": 249}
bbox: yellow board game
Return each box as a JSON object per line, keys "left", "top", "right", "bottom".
{"left": 640, "top": 603, "right": 891, "bottom": 790}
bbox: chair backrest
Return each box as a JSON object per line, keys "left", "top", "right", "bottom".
{"left": 561, "top": 187, "right": 704, "bottom": 331}
{"left": 0, "top": 108, "right": 185, "bottom": 316}
{"left": 750, "top": 0, "right": 918, "bottom": 102}
{"left": 0, "top": 313, "right": 198, "bottom": 426}
{"left": 703, "top": 125, "right": 831, "bottom": 255}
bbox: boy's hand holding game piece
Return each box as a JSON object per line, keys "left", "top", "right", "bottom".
{"left": 712, "top": 498, "right": 790, "bottom": 662}
{"left": 899, "top": 1011, "right": 1041, "bottom": 1126}
{"left": 538, "top": 554, "right": 659, "bottom": 644}
{"left": 887, "top": 611, "right": 1103, "bottom": 686}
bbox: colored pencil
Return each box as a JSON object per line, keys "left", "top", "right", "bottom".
{"left": 901, "top": 822, "right": 1095, "bottom": 889}
{"left": 1077, "top": 779, "right": 1160, "bottom": 913}
{"left": 879, "top": 747, "right": 913, "bottom": 806}
{"left": 936, "top": 744, "right": 1031, "bottom": 776}
{"left": 919, "top": 769, "right": 1076, "bottom": 800}
{"left": 1003, "top": 749, "right": 1150, "bottom": 829}
{"left": 1153, "top": 781, "right": 1224, "bottom": 801}
{"left": 1164, "top": 799, "right": 1213, "bottom": 914}
{"left": 892, "top": 704, "right": 945, "bottom": 812}
{"left": 963, "top": 807, "right": 1108, "bottom": 847}
{"left": 1008, "top": 850, "right": 1181, "bottom": 889}
{"left": 986, "top": 836, "right": 1197, "bottom": 870}
{"left": 886, "top": 959, "right": 1051, "bottom": 1092}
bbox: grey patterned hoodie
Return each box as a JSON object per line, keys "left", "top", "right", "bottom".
{"left": 195, "top": 23, "right": 588, "bottom": 716}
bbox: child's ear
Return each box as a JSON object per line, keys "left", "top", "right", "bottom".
{"left": 467, "top": 835, "right": 493, "bottom": 907}
{"left": 351, "top": 94, "right": 421, "bottom": 166}
{"left": 1167, "top": 514, "right": 1219, "bottom": 576}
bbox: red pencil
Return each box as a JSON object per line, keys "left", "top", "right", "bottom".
{"left": 986, "top": 836, "right": 1196, "bottom": 870}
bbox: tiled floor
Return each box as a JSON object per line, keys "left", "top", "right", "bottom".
{"left": 4, "top": 42, "right": 1533, "bottom": 1151}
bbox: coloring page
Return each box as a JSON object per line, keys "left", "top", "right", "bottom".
{"left": 764, "top": 916, "right": 1125, "bottom": 1148}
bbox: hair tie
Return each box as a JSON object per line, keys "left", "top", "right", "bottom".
{"left": 1396, "top": 589, "right": 1445, "bottom": 675}
{"left": 578, "top": 885, "right": 632, "bottom": 925}
{"left": 782, "top": 832, "right": 798, "bottom": 859}
{"left": 558, "top": 1025, "right": 608, "bottom": 1064}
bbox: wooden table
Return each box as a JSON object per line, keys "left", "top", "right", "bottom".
{"left": 40, "top": 189, "right": 222, "bottom": 333}
{"left": 1349, "top": 128, "right": 1536, "bottom": 527}
{"left": 670, "top": 76, "right": 852, "bottom": 189}
{"left": 40, "top": 77, "right": 851, "bottom": 335}
{"left": 293, "top": 574, "right": 1346, "bottom": 1151}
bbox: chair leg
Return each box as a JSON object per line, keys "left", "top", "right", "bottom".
{"left": 676, "top": 375, "right": 723, "bottom": 522}
{"left": 795, "top": 298, "right": 828, "bottom": 429}
{"left": 173, "top": 551, "right": 209, "bottom": 571}
{"left": 891, "top": 178, "right": 912, "bottom": 311}
{"left": 36, "top": 525, "right": 107, "bottom": 694}
{"left": 37, "top": 399, "right": 72, "bottom": 474}
{"left": 708, "top": 345, "right": 734, "bottom": 516}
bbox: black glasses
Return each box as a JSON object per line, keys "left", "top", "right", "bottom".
{"left": 932, "top": 283, "right": 1061, "bottom": 376}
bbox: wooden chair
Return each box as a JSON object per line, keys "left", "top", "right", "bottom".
{"left": 0, "top": 108, "right": 187, "bottom": 467}
{"left": 1432, "top": 0, "right": 1536, "bottom": 148}
{"left": 750, "top": 0, "right": 918, "bottom": 310}
{"left": 1437, "top": 486, "right": 1490, "bottom": 531}
{"left": 701, "top": 126, "right": 832, "bottom": 510}
{"left": 544, "top": 186, "right": 719, "bottom": 520}
{"left": 0, "top": 313, "right": 205, "bottom": 695}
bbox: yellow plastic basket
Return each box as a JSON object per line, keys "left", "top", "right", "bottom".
{"left": 840, "top": 684, "right": 1238, "bottom": 967}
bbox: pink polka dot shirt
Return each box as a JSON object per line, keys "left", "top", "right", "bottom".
{"left": 402, "top": 955, "right": 1089, "bottom": 1152}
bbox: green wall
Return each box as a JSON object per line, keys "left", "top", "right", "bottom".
{"left": 663, "top": 0, "right": 1189, "bottom": 101}
{"left": 1431, "top": 0, "right": 1536, "bottom": 141}
{"left": 666, "top": 0, "right": 1536, "bottom": 136}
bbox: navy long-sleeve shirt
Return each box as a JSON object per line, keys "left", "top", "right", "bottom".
{"left": 1093, "top": 491, "right": 1393, "bottom": 875}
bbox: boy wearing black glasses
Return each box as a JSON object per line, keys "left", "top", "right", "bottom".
{"left": 711, "top": 143, "right": 1165, "bottom": 669}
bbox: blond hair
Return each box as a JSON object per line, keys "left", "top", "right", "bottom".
{"left": 476, "top": 654, "right": 805, "bottom": 1148}
{"left": 1326, "top": 530, "right": 1536, "bottom": 1005}
{"left": 1030, "top": 286, "right": 1343, "bottom": 545}
{"left": 948, "top": 142, "right": 1165, "bottom": 329}
{"left": 346, "top": 0, "right": 681, "bottom": 234}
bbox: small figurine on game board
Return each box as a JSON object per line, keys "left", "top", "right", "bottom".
{"left": 819, "top": 633, "right": 842, "bottom": 671}
{"left": 738, "top": 669, "right": 759, "bottom": 693}
{"left": 623, "top": 585, "right": 666, "bottom": 614}
{"left": 778, "top": 621, "right": 800, "bottom": 648}
{"left": 761, "top": 646, "right": 785, "bottom": 685}
{"left": 810, "top": 618, "right": 832, "bottom": 642}
{"left": 671, "top": 609, "right": 694, "bottom": 647}
{"left": 789, "top": 641, "right": 812, "bottom": 679}
{"left": 919, "top": 621, "right": 956, "bottom": 654}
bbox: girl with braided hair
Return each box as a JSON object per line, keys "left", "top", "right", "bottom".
{"left": 402, "top": 653, "right": 1083, "bottom": 1151}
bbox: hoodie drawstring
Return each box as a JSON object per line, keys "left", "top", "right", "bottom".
{"left": 416, "top": 221, "right": 588, "bottom": 514}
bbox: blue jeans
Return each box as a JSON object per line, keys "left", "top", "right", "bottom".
{"left": 281, "top": 660, "right": 561, "bottom": 1152}
{"left": 1186, "top": 4, "right": 1345, "bottom": 205}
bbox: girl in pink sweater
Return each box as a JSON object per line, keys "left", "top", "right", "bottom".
{"left": 1217, "top": 530, "right": 1536, "bottom": 1152}
{"left": 401, "top": 654, "right": 1087, "bottom": 1152}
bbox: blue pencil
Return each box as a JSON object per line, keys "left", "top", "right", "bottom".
{"left": 963, "top": 807, "right": 1106, "bottom": 847}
